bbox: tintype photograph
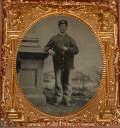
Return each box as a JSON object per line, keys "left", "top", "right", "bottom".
{"left": 16, "top": 15, "right": 103, "bottom": 115}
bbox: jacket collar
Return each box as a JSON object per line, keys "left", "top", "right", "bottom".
{"left": 57, "top": 33, "right": 68, "bottom": 37}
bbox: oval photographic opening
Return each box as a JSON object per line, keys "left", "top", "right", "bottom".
{"left": 16, "top": 15, "right": 103, "bottom": 115}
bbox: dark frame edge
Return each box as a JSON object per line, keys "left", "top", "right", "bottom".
{"left": 0, "top": 0, "right": 2, "bottom": 117}
{"left": 118, "top": 0, "right": 120, "bottom": 107}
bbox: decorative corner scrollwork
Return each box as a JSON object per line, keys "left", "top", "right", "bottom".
{"left": 8, "top": 7, "right": 25, "bottom": 31}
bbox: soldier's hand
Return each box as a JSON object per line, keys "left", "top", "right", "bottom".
{"left": 49, "top": 49, "right": 55, "bottom": 56}
{"left": 63, "top": 46, "right": 68, "bottom": 51}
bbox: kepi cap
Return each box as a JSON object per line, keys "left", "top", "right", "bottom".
{"left": 58, "top": 20, "right": 68, "bottom": 26}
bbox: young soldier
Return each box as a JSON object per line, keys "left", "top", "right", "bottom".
{"left": 44, "top": 20, "right": 79, "bottom": 107}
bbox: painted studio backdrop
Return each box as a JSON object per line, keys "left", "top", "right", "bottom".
{"left": 17, "top": 16, "right": 103, "bottom": 115}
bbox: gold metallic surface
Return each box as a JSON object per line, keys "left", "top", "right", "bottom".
{"left": 1, "top": 0, "right": 119, "bottom": 126}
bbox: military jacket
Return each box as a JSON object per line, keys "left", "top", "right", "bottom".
{"left": 44, "top": 33, "right": 79, "bottom": 69}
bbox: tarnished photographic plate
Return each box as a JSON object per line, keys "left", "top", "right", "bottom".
{"left": 1, "top": 0, "right": 120, "bottom": 127}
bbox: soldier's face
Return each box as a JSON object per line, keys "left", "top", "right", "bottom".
{"left": 58, "top": 24, "right": 67, "bottom": 34}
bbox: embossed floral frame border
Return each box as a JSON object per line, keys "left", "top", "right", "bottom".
{"left": 0, "top": 0, "right": 120, "bottom": 127}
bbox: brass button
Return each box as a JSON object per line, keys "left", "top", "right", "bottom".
{"left": 62, "top": 43, "right": 64, "bottom": 45}
{"left": 63, "top": 52, "right": 64, "bottom": 54}
{"left": 63, "top": 58, "right": 64, "bottom": 60}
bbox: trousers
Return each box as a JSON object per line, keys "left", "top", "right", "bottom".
{"left": 54, "top": 69, "right": 73, "bottom": 103}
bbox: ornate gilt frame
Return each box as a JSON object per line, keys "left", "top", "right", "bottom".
{"left": 1, "top": 0, "right": 120, "bottom": 127}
